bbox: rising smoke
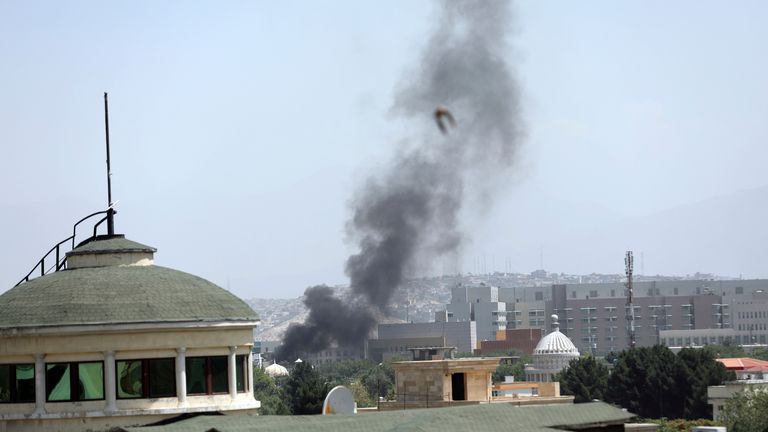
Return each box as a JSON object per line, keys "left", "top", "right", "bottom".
{"left": 279, "top": 0, "right": 523, "bottom": 360}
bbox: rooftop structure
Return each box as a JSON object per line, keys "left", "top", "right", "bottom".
{"left": 264, "top": 363, "right": 289, "bottom": 378}
{"left": 525, "top": 315, "right": 580, "bottom": 382}
{"left": 384, "top": 357, "right": 500, "bottom": 409}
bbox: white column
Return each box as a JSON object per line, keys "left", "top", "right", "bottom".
{"left": 176, "top": 347, "right": 187, "bottom": 406}
{"left": 33, "top": 353, "right": 46, "bottom": 415}
{"left": 247, "top": 349, "right": 254, "bottom": 394}
{"left": 104, "top": 351, "right": 117, "bottom": 413}
{"left": 228, "top": 346, "right": 237, "bottom": 400}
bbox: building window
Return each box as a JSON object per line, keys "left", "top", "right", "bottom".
{"left": 46, "top": 361, "right": 104, "bottom": 402}
{"left": 116, "top": 358, "right": 176, "bottom": 399}
{"left": 736, "top": 286, "right": 744, "bottom": 294}
{"left": 0, "top": 364, "right": 35, "bottom": 403}
{"left": 673, "top": 287, "right": 678, "bottom": 295}
{"left": 535, "top": 292, "right": 543, "bottom": 301}
{"left": 571, "top": 291, "right": 576, "bottom": 299}
{"left": 235, "top": 355, "right": 247, "bottom": 393}
{"left": 589, "top": 290, "right": 598, "bottom": 298}
{"left": 186, "top": 356, "right": 228, "bottom": 395}
{"left": 610, "top": 290, "right": 615, "bottom": 297}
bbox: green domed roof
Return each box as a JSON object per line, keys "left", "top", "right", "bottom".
{"left": 0, "top": 262, "right": 258, "bottom": 330}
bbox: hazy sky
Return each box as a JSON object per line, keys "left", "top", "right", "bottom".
{"left": 2, "top": 1, "right": 768, "bottom": 299}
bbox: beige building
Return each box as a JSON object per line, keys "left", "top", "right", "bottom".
{"left": 0, "top": 235, "right": 260, "bottom": 432}
{"left": 382, "top": 350, "right": 572, "bottom": 411}
{"left": 385, "top": 357, "right": 500, "bottom": 409}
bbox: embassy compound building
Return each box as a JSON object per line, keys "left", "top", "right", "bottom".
{"left": 438, "top": 279, "right": 768, "bottom": 356}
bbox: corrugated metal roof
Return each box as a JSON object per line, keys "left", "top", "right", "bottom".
{"left": 120, "top": 401, "right": 634, "bottom": 432}
{"left": 717, "top": 357, "right": 768, "bottom": 370}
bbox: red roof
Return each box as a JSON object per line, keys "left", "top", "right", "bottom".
{"left": 717, "top": 357, "right": 768, "bottom": 370}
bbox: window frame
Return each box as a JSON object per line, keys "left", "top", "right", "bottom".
{"left": 45, "top": 361, "right": 105, "bottom": 402}
{"left": 235, "top": 355, "right": 248, "bottom": 393}
{"left": 186, "top": 356, "right": 230, "bottom": 396}
{"left": 0, "top": 363, "right": 36, "bottom": 404}
{"left": 116, "top": 358, "right": 177, "bottom": 400}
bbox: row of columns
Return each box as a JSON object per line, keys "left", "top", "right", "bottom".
{"left": 30, "top": 346, "right": 254, "bottom": 415}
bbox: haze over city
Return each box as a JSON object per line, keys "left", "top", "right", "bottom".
{"left": 2, "top": 1, "right": 768, "bottom": 300}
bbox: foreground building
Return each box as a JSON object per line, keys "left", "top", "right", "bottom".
{"left": 0, "top": 234, "right": 260, "bottom": 432}
{"left": 118, "top": 401, "right": 636, "bottom": 432}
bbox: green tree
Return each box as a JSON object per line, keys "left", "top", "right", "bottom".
{"left": 360, "top": 362, "right": 394, "bottom": 402}
{"left": 707, "top": 341, "right": 747, "bottom": 359}
{"left": 348, "top": 380, "right": 373, "bottom": 407}
{"left": 719, "top": 388, "right": 768, "bottom": 432}
{"left": 606, "top": 345, "right": 733, "bottom": 419}
{"left": 252, "top": 367, "right": 290, "bottom": 415}
{"left": 492, "top": 361, "right": 526, "bottom": 383}
{"left": 283, "top": 362, "right": 330, "bottom": 415}
{"left": 749, "top": 347, "right": 768, "bottom": 361}
{"left": 557, "top": 356, "right": 609, "bottom": 403}
{"left": 317, "top": 359, "right": 376, "bottom": 387}
{"left": 606, "top": 345, "right": 683, "bottom": 418}
{"left": 676, "top": 347, "right": 735, "bottom": 419}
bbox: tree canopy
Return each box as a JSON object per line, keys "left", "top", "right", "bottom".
{"left": 719, "top": 388, "right": 768, "bottom": 432}
{"left": 602, "top": 345, "right": 732, "bottom": 419}
{"left": 283, "top": 361, "right": 331, "bottom": 415}
{"left": 557, "top": 356, "right": 609, "bottom": 403}
{"left": 252, "top": 367, "right": 290, "bottom": 415}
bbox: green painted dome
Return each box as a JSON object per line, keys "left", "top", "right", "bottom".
{"left": 0, "top": 237, "right": 257, "bottom": 329}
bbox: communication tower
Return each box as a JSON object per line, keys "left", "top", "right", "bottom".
{"left": 625, "top": 251, "right": 636, "bottom": 348}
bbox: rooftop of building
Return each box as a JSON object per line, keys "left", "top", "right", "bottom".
{"left": 120, "top": 401, "right": 635, "bottom": 432}
{"left": 533, "top": 315, "right": 579, "bottom": 356}
{"left": 0, "top": 235, "right": 258, "bottom": 329}
{"left": 66, "top": 234, "right": 157, "bottom": 256}
{"left": 717, "top": 357, "right": 768, "bottom": 371}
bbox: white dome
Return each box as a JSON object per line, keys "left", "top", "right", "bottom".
{"left": 533, "top": 330, "right": 580, "bottom": 356}
{"left": 265, "top": 363, "right": 289, "bottom": 377}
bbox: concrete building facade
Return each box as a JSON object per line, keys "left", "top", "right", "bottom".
{"left": 376, "top": 322, "right": 477, "bottom": 356}
{"left": 386, "top": 358, "right": 500, "bottom": 408}
{"left": 475, "top": 328, "right": 544, "bottom": 356}
{"left": 436, "top": 284, "right": 506, "bottom": 342}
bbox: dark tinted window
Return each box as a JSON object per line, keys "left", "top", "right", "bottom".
{"left": 148, "top": 358, "right": 175, "bottom": 398}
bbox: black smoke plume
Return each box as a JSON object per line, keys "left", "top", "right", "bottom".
{"left": 279, "top": 0, "right": 523, "bottom": 361}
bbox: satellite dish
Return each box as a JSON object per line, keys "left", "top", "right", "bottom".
{"left": 322, "top": 385, "right": 357, "bottom": 415}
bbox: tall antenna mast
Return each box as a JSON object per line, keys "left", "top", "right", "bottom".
{"left": 104, "top": 92, "right": 115, "bottom": 235}
{"left": 625, "top": 251, "right": 636, "bottom": 348}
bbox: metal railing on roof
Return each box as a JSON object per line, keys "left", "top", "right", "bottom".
{"left": 15, "top": 208, "right": 113, "bottom": 287}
